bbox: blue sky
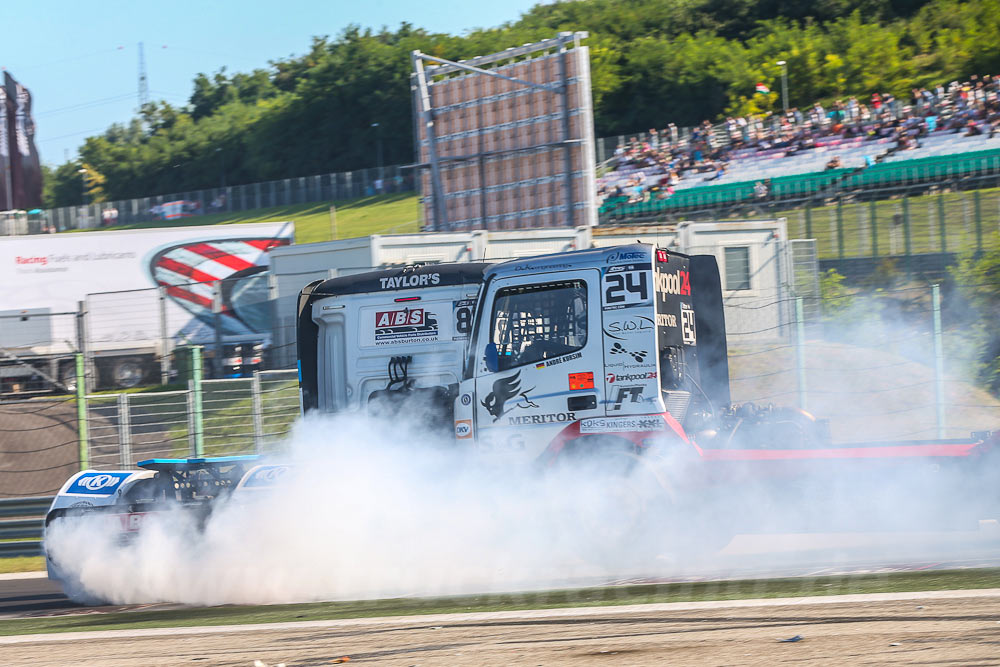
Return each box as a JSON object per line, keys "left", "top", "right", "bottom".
{"left": 6, "top": 0, "right": 542, "bottom": 166}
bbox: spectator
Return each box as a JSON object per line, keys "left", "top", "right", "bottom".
{"left": 596, "top": 72, "right": 1000, "bottom": 213}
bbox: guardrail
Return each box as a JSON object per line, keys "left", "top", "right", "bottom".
{"left": 0, "top": 496, "right": 53, "bottom": 558}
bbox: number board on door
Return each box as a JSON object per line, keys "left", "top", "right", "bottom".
{"left": 602, "top": 263, "right": 652, "bottom": 311}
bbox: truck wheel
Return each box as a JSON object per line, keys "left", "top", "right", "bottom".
{"left": 554, "top": 438, "right": 733, "bottom": 569}
{"left": 108, "top": 357, "right": 146, "bottom": 389}
{"left": 47, "top": 555, "right": 107, "bottom": 606}
{"left": 551, "top": 438, "right": 674, "bottom": 568}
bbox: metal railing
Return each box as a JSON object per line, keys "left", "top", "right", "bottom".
{"left": 0, "top": 496, "right": 52, "bottom": 558}
{"left": 38, "top": 165, "right": 417, "bottom": 233}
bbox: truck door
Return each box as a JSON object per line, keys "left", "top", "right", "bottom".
{"left": 473, "top": 270, "right": 603, "bottom": 461}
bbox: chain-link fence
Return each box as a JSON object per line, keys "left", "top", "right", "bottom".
{"left": 38, "top": 165, "right": 417, "bottom": 233}
{"left": 0, "top": 369, "right": 300, "bottom": 495}
{"left": 2, "top": 286, "right": 998, "bottom": 496}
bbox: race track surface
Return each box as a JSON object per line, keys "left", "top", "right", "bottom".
{"left": 3, "top": 592, "right": 1000, "bottom": 666}
{"left": 4, "top": 528, "right": 999, "bottom": 618}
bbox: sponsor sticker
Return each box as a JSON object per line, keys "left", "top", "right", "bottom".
{"left": 453, "top": 299, "right": 475, "bottom": 339}
{"left": 606, "top": 250, "right": 647, "bottom": 264}
{"left": 680, "top": 302, "right": 697, "bottom": 345}
{"left": 455, "top": 419, "right": 473, "bottom": 438}
{"left": 656, "top": 312, "right": 678, "bottom": 328}
{"left": 606, "top": 371, "right": 657, "bottom": 383}
{"left": 656, "top": 269, "right": 691, "bottom": 296}
{"left": 507, "top": 412, "right": 577, "bottom": 425}
{"left": 603, "top": 316, "right": 655, "bottom": 340}
{"left": 374, "top": 308, "right": 439, "bottom": 345}
{"left": 610, "top": 385, "right": 644, "bottom": 411}
{"left": 379, "top": 273, "right": 441, "bottom": 289}
{"left": 535, "top": 351, "right": 582, "bottom": 369}
{"left": 460, "top": 393, "right": 472, "bottom": 406}
{"left": 118, "top": 512, "right": 148, "bottom": 532}
{"left": 580, "top": 416, "right": 666, "bottom": 434}
{"left": 375, "top": 308, "right": 424, "bottom": 328}
{"left": 67, "top": 472, "right": 131, "bottom": 495}
{"left": 569, "top": 371, "right": 595, "bottom": 390}
{"left": 603, "top": 267, "right": 651, "bottom": 310}
{"left": 608, "top": 342, "right": 648, "bottom": 364}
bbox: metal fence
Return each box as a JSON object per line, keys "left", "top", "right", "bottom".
{"left": 0, "top": 368, "right": 300, "bottom": 497}
{"left": 609, "top": 177, "right": 1000, "bottom": 261}
{"left": 0, "top": 496, "right": 51, "bottom": 557}
{"left": 39, "top": 164, "right": 417, "bottom": 232}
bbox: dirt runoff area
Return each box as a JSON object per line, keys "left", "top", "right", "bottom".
{"left": 5, "top": 592, "right": 1000, "bottom": 666}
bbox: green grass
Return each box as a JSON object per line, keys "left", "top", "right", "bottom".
{"left": 65, "top": 179, "right": 999, "bottom": 261}
{"left": 68, "top": 192, "right": 420, "bottom": 243}
{"left": 2, "top": 568, "right": 997, "bottom": 636}
{"left": 0, "top": 556, "right": 43, "bottom": 574}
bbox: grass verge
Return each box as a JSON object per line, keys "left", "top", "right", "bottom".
{"left": 0, "top": 557, "right": 44, "bottom": 575}
{"left": 3, "top": 568, "right": 998, "bottom": 636}
{"left": 68, "top": 192, "right": 420, "bottom": 244}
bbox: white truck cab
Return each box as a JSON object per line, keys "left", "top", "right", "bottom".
{"left": 297, "top": 244, "right": 731, "bottom": 463}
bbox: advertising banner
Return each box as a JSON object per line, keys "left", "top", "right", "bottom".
{"left": 0, "top": 222, "right": 294, "bottom": 351}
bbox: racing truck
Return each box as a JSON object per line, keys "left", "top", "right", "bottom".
{"left": 293, "top": 242, "right": 998, "bottom": 533}
{"left": 44, "top": 243, "right": 998, "bottom": 599}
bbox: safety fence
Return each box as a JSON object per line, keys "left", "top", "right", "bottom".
{"left": 0, "top": 289, "right": 998, "bottom": 555}
{"left": 0, "top": 496, "right": 50, "bottom": 558}
{"left": 0, "top": 361, "right": 300, "bottom": 498}
{"left": 600, "top": 173, "right": 1000, "bottom": 261}
{"left": 38, "top": 164, "right": 417, "bottom": 233}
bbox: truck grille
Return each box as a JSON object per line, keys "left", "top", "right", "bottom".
{"left": 663, "top": 390, "right": 691, "bottom": 421}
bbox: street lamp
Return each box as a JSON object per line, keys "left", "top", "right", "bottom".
{"left": 777, "top": 60, "right": 789, "bottom": 114}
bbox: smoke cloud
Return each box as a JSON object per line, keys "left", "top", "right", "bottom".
{"left": 44, "top": 296, "right": 1000, "bottom": 607}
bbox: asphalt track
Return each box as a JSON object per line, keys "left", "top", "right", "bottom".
{"left": 4, "top": 590, "right": 1000, "bottom": 666}
{"left": 3, "top": 528, "right": 999, "bottom": 618}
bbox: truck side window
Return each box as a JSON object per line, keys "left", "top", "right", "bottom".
{"left": 491, "top": 280, "right": 587, "bottom": 372}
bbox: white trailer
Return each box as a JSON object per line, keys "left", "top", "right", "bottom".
{"left": 0, "top": 222, "right": 294, "bottom": 394}
{"left": 268, "top": 221, "right": 795, "bottom": 367}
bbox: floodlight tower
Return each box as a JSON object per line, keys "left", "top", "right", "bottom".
{"left": 138, "top": 42, "right": 150, "bottom": 110}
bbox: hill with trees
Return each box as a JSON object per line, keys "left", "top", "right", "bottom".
{"left": 45, "top": 0, "right": 1000, "bottom": 207}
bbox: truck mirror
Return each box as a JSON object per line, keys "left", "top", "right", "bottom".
{"left": 484, "top": 343, "right": 500, "bottom": 373}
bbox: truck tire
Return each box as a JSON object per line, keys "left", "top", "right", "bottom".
{"left": 553, "top": 437, "right": 733, "bottom": 569}
{"left": 108, "top": 357, "right": 146, "bottom": 389}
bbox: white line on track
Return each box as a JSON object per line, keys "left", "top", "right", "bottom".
{"left": 0, "top": 572, "right": 47, "bottom": 582}
{"left": 2, "top": 588, "right": 999, "bottom": 645}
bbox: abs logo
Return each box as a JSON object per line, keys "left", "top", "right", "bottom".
{"left": 68, "top": 472, "right": 130, "bottom": 495}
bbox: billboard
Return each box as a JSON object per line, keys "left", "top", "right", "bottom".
{"left": 0, "top": 222, "right": 294, "bottom": 351}
{"left": 412, "top": 32, "right": 597, "bottom": 231}
{"left": 0, "top": 71, "right": 42, "bottom": 210}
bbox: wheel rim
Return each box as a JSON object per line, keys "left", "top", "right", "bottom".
{"left": 114, "top": 362, "right": 143, "bottom": 388}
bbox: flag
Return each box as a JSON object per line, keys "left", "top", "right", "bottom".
{"left": 755, "top": 83, "right": 771, "bottom": 94}
{"left": 2, "top": 72, "right": 42, "bottom": 210}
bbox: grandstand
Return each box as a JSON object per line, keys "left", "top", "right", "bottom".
{"left": 598, "top": 75, "right": 1000, "bottom": 223}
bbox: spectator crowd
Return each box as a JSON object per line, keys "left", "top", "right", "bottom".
{"left": 599, "top": 75, "right": 1000, "bottom": 208}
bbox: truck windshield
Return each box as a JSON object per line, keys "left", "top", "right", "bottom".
{"left": 491, "top": 280, "right": 587, "bottom": 372}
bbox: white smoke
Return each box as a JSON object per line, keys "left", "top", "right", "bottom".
{"left": 46, "top": 412, "right": 678, "bottom": 606}
{"left": 43, "top": 292, "right": 1000, "bottom": 607}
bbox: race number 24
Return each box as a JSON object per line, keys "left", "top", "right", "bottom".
{"left": 604, "top": 271, "right": 649, "bottom": 305}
